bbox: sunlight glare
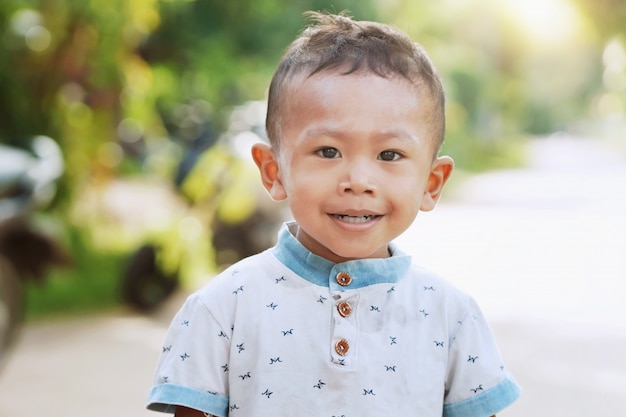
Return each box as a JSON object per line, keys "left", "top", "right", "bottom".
{"left": 503, "top": 0, "right": 580, "bottom": 44}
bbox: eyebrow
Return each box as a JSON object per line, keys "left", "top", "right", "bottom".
{"left": 298, "top": 127, "right": 420, "bottom": 145}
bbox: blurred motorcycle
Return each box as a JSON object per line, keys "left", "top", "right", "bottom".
{"left": 0, "top": 136, "right": 69, "bottom": 368}
{"left": 121, "top": 100, "right": 286, "bottom": 311}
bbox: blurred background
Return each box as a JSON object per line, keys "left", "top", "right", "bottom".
{"left": 0, "top": 0, "right": 624, "bottom": 416}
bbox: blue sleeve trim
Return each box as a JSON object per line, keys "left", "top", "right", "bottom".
{"left": 443, "top": 377, "right": 522, "bottom": 417}
{"left": 146, "top": 383, "right": 229, "bottom": 416}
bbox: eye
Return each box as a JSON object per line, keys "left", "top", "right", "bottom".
{"left": 378, "top": 150, "right": 401, "bottom": 161}
{"left": 317, "top": 147, "right": 341, "bottom": 159}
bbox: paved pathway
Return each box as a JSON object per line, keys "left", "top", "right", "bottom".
{"left": 1, "top": 135, "right": 625, "bottom": 416}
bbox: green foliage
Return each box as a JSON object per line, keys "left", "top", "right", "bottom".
{"left": 25, "top": 223, "right": 126, "bottom": 319}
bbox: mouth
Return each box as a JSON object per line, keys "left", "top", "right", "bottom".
{"left": 332, "top": 214, "right": 380, "bottom": 224}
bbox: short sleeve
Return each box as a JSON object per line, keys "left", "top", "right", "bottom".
{"left": 443, "top": 297, "right": 521, "bottom": 417}
{"left": 147, "top": 292, "right": 231, "bottom": 416}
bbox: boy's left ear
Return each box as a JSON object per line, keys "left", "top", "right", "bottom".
{"left": 420, "top": 156, "right": 454, "bottom": 211}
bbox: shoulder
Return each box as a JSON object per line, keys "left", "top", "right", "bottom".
{"left": 188, "top": 248, "right": 289, "bottom": 309}
{"left": 395, "top": 263, "right": 480, "bottom": 323}
{"left": 169, "top": 250, "right": 283, "bottom": 332}
{"left": 405, "top": 263, "right": 473, "bottom": 302}
{"left": 195, "top": 249, "right": 277, "bottom": 292}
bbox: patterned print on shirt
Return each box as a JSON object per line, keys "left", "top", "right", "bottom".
{"left": 314, "top": 379, "right": 326, "bottom": 389}
{"left": 471, "top": 384, "right": 484, "bottom": 393}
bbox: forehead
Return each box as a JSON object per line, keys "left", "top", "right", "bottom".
{"left": 279, "top": 70, "right": 434, "bottom": 139}
{"left": 279, "top": 67, "right": 438, "bottom": 122}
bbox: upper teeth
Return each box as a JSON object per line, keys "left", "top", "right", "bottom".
{"left": 338, "top": 215, "right": 371, "bottom": 223}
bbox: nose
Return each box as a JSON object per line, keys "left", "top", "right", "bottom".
{"left": 337, "top": 159, "right": 376, "bottom": 195}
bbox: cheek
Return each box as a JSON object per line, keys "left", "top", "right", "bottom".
{"left": 388, "top": 171, "right": 428, "bottom": 207}
{"left": 288, "top": 171, "right": 326, "bottom": 196}
{"left": 279, "top": 161, "right": 321, "bottom": 198}
{"left": 284, "top": 156, "right": 329, "bottom": 185}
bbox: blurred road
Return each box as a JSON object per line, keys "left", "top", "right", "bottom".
{"left": 1, "top": 135, "right": 625, "bottom": 416}
{"left": 396, "top": 135, "right": 626, "bottom": 416}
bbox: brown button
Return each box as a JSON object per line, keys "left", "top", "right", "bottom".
{"left": 337, "top": 301, "right": 353, "bottom": 318}
{"left": 335, "top": 271, "right": 352, "bottom": 286}
{"left": 335, "top": 339, "right": 350, "bottom": 356}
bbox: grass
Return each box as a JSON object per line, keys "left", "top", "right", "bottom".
{"left": 442, "top": 135, "right": 529, "bottom": 173}
{"left": 24, "top": 224, "right": 127, "bottom": 320}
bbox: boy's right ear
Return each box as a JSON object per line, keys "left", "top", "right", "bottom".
{"left": 251, "top": 143, "right": 287, "bottom": 201}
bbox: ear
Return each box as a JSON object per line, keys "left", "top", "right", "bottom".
{"left": 420, "top": 155, "right": 454, "bottom": 211}
{"left": 251, "top": 143, "right": 287, "bottom": 201}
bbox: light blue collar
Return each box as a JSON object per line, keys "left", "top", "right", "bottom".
{"left": 272, "top": 222, "right": 412, "bottom": 291}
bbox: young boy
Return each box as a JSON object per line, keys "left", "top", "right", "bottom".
{"left": 147, "top": 12, "right": 521, "bottom": 417}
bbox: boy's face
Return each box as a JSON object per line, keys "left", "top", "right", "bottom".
{"left": 253, "top": 70, "right": 453, "bottom": 263}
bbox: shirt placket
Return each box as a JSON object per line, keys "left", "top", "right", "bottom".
{"left": 329, "top": 270, "right": 360, "bottom": 367}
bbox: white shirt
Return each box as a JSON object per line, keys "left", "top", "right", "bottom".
{"left": 147, "top": 223, "right": 520, "bottom": 416}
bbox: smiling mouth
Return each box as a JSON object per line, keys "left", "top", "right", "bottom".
{"left": 333, "top": 214, "right": 380, "bottom": 224}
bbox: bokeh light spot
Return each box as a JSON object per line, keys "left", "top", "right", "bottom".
{"left": 25, "top": 25, "right": 51, "bottom": 51}
{"left": 117, "top": 118, "right": 144, "bottom": 143}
